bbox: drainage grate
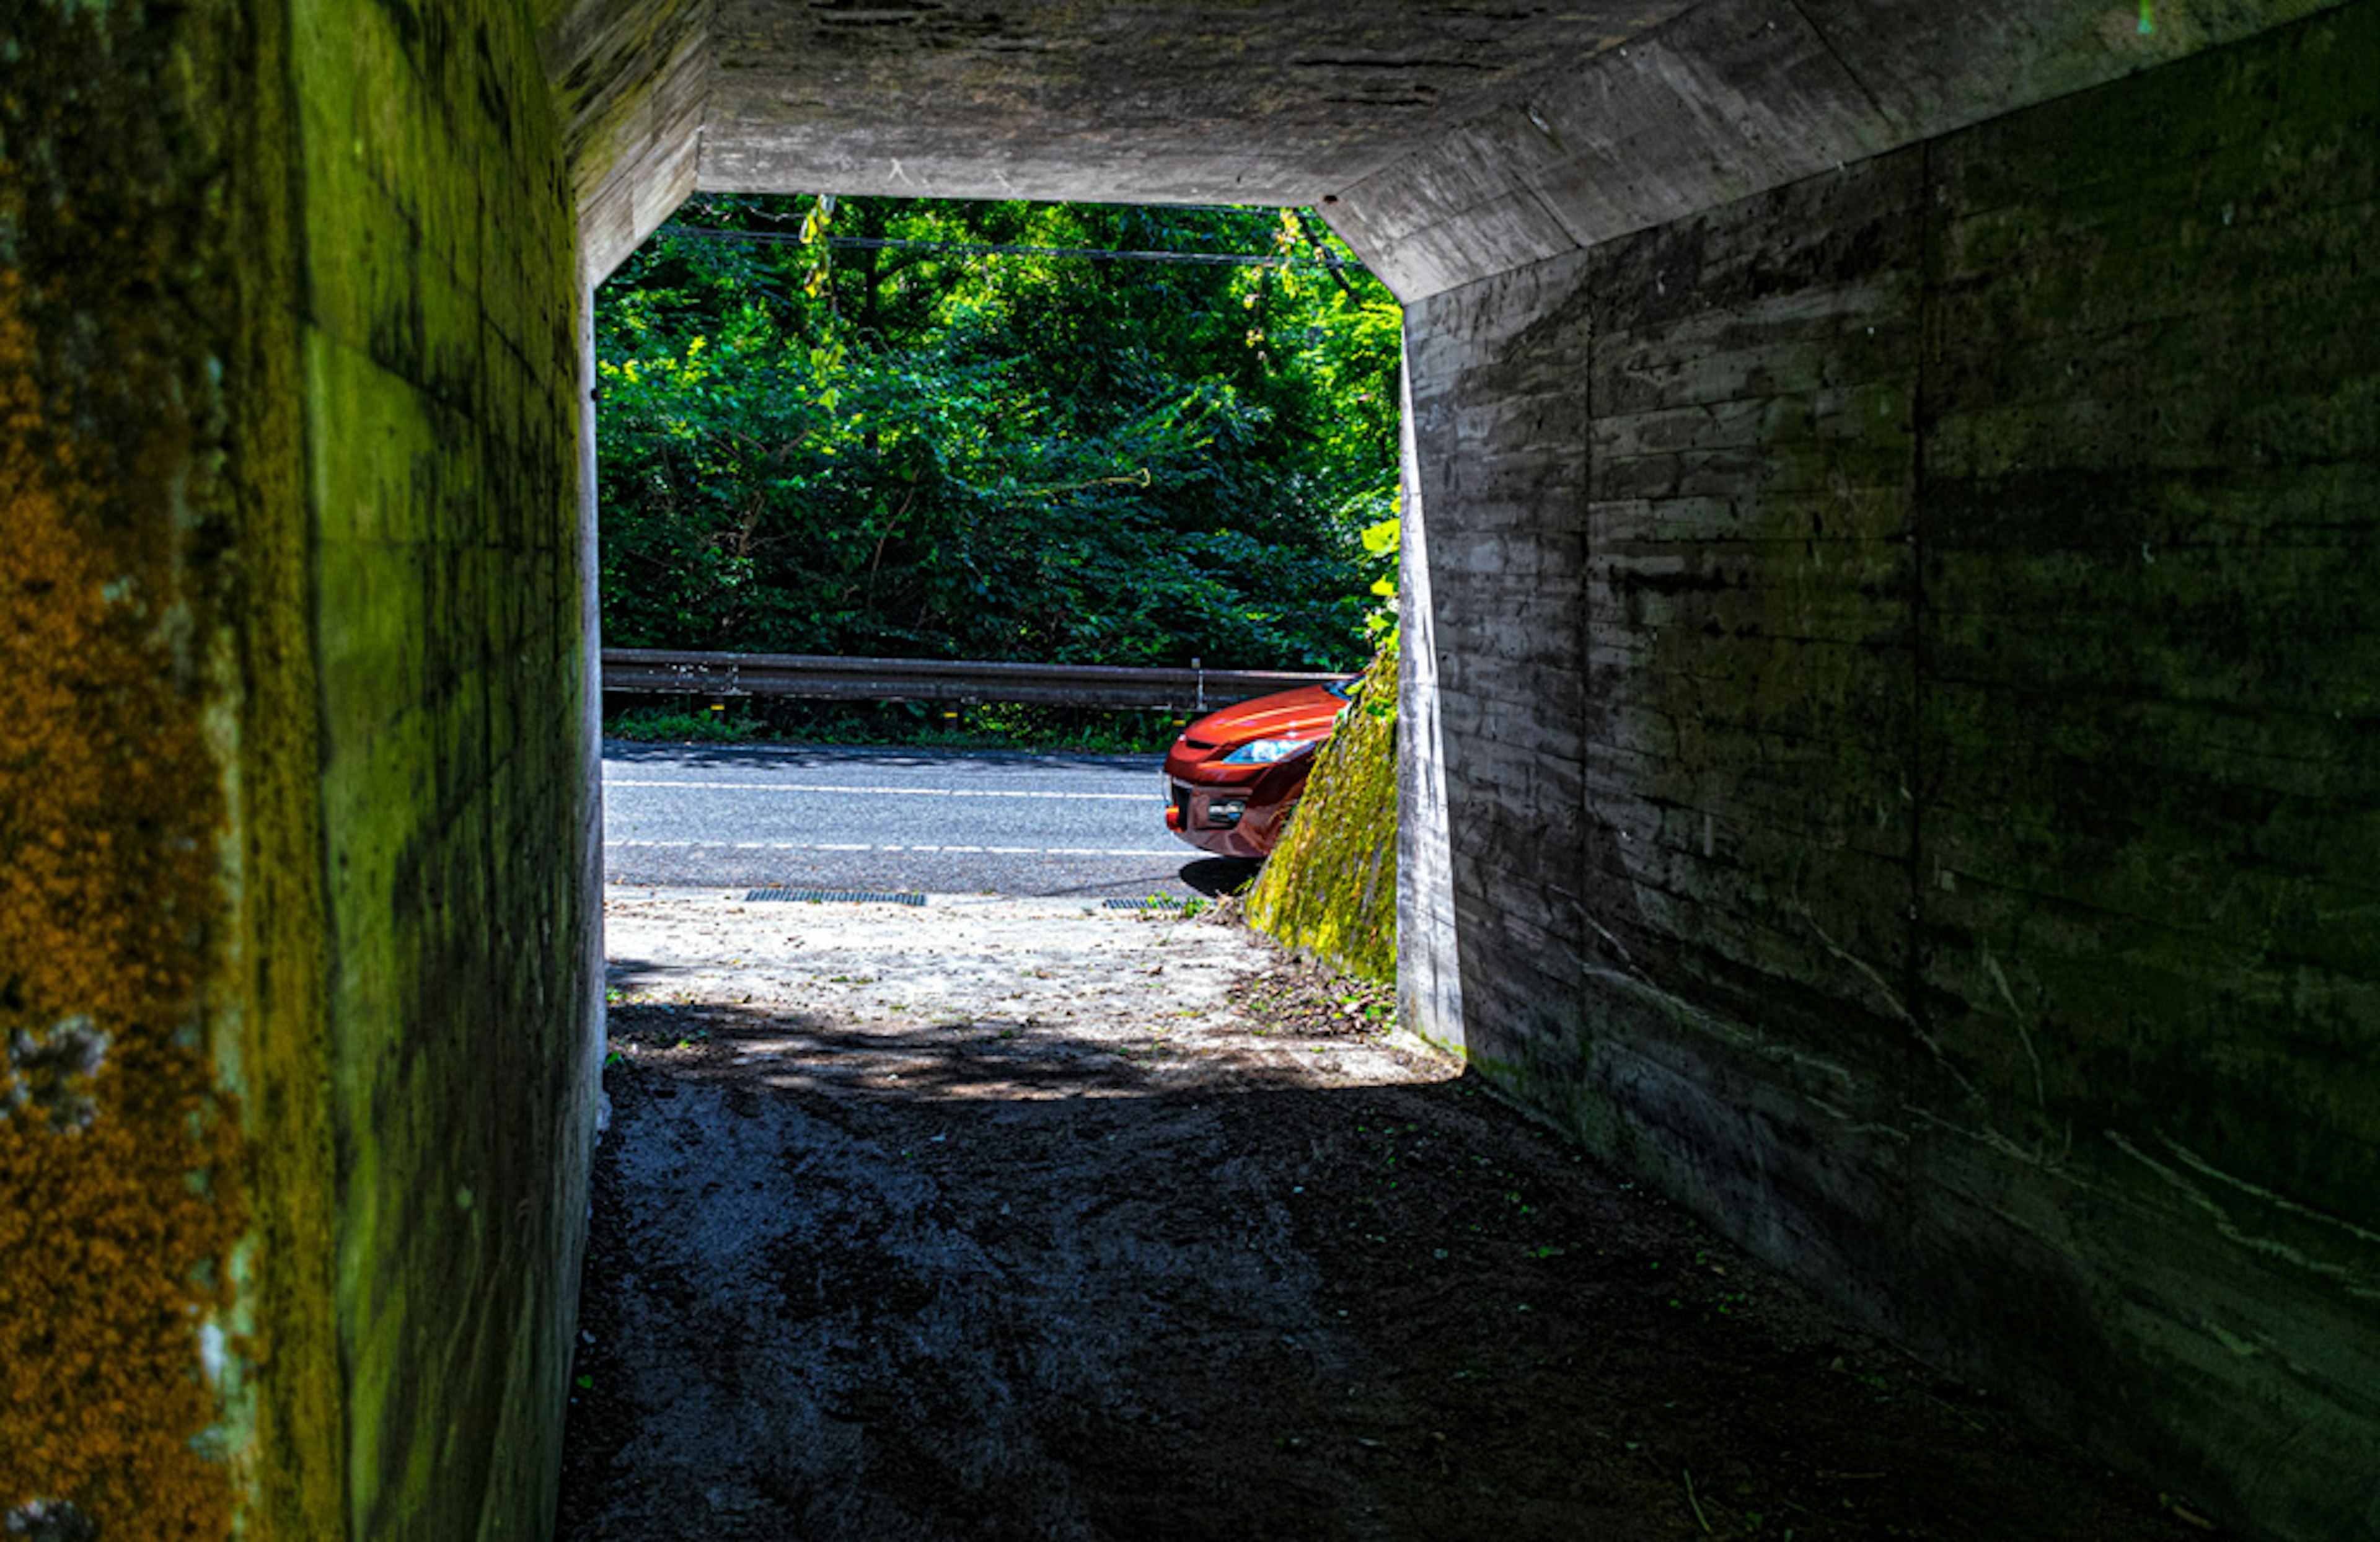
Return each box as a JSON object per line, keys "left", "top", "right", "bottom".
{"left": 744, "top": 889, "right": 927, "bottom": 906}
{"left": 1103, "top": 896, "right": 1188, "bottom": 910}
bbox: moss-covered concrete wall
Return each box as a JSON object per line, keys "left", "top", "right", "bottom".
{"left": 1247, "top": 646, "right": 1399, "bottom": 985}
{"left": 3, "top": 1, "right": 597, "bottom": 1536}
{"left": 1402, "top": 9, "right": 2378, "bottom": 1539}
{"left": 289, "top": 0, "right": 601, "bottom": 1535}
{"left": 2, "top": 9, "right": 291, "bottom": 1532}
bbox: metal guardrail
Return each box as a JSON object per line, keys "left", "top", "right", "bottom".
{"left": 601, "top": 648, "right": 1352, "bottom": 713}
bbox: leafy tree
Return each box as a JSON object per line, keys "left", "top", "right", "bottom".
{"left": 594, "top": 196, "right": 1401, "bottom": 672}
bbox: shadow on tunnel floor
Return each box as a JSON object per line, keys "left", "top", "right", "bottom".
{"left": 554, "top": 995, "right": 2193, "bottom": 1542}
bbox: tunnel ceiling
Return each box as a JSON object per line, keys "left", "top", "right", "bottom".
{"left": 540, "top": 0, "right": 2335, "bottom": 291}
{"left": 700, "top": 1, "right": 1696, "bottom": 202}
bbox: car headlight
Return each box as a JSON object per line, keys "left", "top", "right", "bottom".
{"left": 1220, "top": 737, "right": 1315, "bottom": 765}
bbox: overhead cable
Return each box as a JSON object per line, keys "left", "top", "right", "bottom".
{"left": 659, "top": 222, "right": 1363, "bottom": 271}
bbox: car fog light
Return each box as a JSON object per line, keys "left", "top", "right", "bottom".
{"left": 1205, "top": 798, "right": 1246, "bottom": 827}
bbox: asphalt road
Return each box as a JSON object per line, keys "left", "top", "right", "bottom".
{"left": 602, "top": 739, "right": 1254, "bottom": 900}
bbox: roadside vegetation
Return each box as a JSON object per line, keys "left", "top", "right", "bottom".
{"left": 602, "top": 698, "right": 1185, "bottom": 756}
{"left": 595, "top": 195, "right": 1403, "bottom": 707}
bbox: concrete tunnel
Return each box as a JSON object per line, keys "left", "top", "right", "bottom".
{"left": 0, "top": 0, "right": 2373, "bottom": 1536}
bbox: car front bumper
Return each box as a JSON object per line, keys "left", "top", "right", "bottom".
{"left": 1164, "top": 772, "right": 1303, "bottom": 860}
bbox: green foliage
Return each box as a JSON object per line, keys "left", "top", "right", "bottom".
{"left": 1245, "top": 635, "right": 1398, "bottom": 984}
{"left": 601, "top": 706, "right": 768, "bottom": 744}
{"left": 603, "top": 697, "right": 1183, "bottom": 755}
{"left": 1359, "top": 515, "right": 1401, "bottom": 644}
{"left": 596, "top": 196, "right": 1401, "bottom": 674}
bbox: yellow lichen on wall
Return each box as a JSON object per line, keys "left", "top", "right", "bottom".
{"left": 1246, "top": 642, "right": 1399, "bottom": 984}
{"left": 0, "top": 265, "right": 248, "bottom": 1536}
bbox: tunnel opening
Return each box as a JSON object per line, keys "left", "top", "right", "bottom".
{"left": 588, "top": 191, "right": 1403, "bottom": 905}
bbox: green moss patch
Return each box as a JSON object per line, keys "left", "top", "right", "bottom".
{"left": 1245, "top": 641, "right": 1398, "bottom": 984}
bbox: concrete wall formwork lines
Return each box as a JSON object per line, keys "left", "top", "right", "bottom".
{"left": 1404, "top": 250, "right": 1596, "bottom": 1105}
{"left": 2, "top": 0, "right": 609, "bottom": 1535}
{"left": 538, "top": 0, "right": 712, "bottom": 282}
{"left": 287, "top": 0, "right": 602, "bottom": 1535}
{"left": 1397, "top": 348, "right": 1469, "bottom": 1060}
{"left": 1330, "top": 0, "right": 2353, "bottom": 298}
{"left": 1398, "top": 9, "right": 2380, "bottom": 1540}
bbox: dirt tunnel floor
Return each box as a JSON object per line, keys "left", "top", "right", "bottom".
{"left": 558, "top": 892, "right": 2210, "bottom": 1541}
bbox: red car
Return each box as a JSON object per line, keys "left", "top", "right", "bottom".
{"left": 1163, "top": 681, "right": 1351, "bottom": 859}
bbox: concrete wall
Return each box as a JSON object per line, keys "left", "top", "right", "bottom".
{"left": 0, "top": 7, "right": 270, "bottom": 1535}
{"left": 1399, "top": 9, "right": 2379, "bottom": 1538}
{"left": 1329, "top": 0, "right": 2343, "bottom": 299}
{"left": 1, "top": 1, "right": 601, "bottom": 1536}
{"left": 291, "top": 0, "right": 602, "bottom": 1535}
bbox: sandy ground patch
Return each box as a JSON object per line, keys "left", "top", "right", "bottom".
{"left": 601, "top": 888, "right": 1424, "bottom": 1091}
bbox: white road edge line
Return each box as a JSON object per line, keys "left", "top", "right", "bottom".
{"left": 607, "top": 779, "right": 1154, "bottom": 801}
{"left": 603, "top": 840, "right": 1182, "bottom": 857}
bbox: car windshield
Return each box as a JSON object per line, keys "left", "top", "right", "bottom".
{"left": 1326, "top": 681, "right": 1355, "bottom": 701}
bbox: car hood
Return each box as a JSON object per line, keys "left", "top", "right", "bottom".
{"left": 1179, "top": 683, "right": 1345, "bottom": 752}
